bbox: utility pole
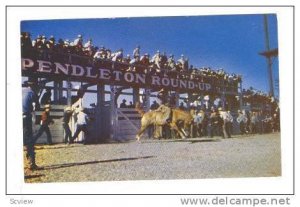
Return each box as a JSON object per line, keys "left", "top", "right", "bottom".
{"left": 262, "top": 14, "right": 275, "bottom": 97}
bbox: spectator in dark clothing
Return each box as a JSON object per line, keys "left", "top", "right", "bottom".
{"left": 21, "top": 32, "right": 32, "bottom": 49}
{"left": 21, "top": 32, "right": 33, "bottom": 57}
{"left": 120, "top": 99, "right": 127, "bottom": 108}
{"left": 209, "top": 110, "right": 223, "bottom": 138}
{"left": 128, "top": 101, "right": 134, "bottom": 108}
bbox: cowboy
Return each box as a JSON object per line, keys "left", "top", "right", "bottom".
{"left": 250, "top": 111, "right": 259, "bottom": 134}
{"left": 219, "top": 108, "right": 231, "bottom": 138}
{"left": 209, "top": 108, "right": 223, "bottom": 138}
{"left": 69, "top": 107, "right": 89, "bottom": 144}
{"left": 22, "top": 81, "right": 41, "bottom": 170}
{"left": 62, "top": 106, "right": 74, "bottom": 144}
{"left": 237, "top": 110, "right": 248, "bottom": 135}
{"left": 33, "top": 104, "right": 54, "bottom": 145}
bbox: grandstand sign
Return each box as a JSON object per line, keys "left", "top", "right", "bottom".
{"left": 22, "top": 58, "right": 212, "bottom": 92}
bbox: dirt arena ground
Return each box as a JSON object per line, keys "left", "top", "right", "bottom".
{"left": 24, "top": 133, "right": 281, "bottom": 183}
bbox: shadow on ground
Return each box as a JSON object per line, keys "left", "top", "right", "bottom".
{"left": 40, "top": 156, "right": 155, "bottom": 171}
{"left": 24, "top": 174, "right": 45, "bottom": 179}
{"left": 141, "top": 138, "right": 222, "bottom": 144}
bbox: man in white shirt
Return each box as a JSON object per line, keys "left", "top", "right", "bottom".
{"left": 219, "top": 108, "right": 232, "bottom": 138}
{"left": 237, "top": 110, "right": 248, "bottom": 135}
{"left": 69, "top": 107, "right": 89, "bottom": 144}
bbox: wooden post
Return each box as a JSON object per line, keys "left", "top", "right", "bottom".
{"left": 110, "top": 85, "right": 117, "bottom": 140}
{"left": 133, "top": 87, "right": 139, "bottom": 105}
{"left": 145, "top": 88, "right": 151, "bottom": 110}
{"left": 239, "top": 81, "right": 243, "bottom": 109}
{"left": 53, "top": 81, "right": 59, "bottom": 104}
{"left": 67, "top": 79, "right": 72, "bottom": 106}
{"left": 97, "top": 84, "right": 105, "bottom": 141}
{"left": 175, "top": 91, "right": 180, "bottom": 107}
{"left": 58, "top": 81, "right": 63, "bottom": 103}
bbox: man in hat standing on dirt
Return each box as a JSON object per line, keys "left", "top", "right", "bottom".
{"left": 69, "top": 107, "right": 90, "bottom": 144}
{"left": 33, "top": 104, "right": 54, "bottom": 145}
{"left": 62, "top": 106, "right": 74, "bottom": 144}
{"left": 22, "top": 81, "right": 41, "bottom": 170}
{"left": 219, "top": 107, "right": 231, "bottom": 138}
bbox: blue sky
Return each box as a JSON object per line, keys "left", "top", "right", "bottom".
{"left": 21, "top": 14, "right": 279, "bottom": 98}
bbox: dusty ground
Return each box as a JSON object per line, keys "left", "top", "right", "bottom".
{"left": 24, "top": 133, "right": 281, "bottom": 183}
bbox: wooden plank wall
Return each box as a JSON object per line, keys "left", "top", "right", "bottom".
{"left": 116, "top": 108, "right": 141, "bottom": 140}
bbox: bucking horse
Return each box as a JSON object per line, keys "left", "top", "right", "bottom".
{"left": 135, "top": 104, "right": 193, "bottom": 141}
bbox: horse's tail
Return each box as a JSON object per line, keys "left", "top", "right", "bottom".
{"left": 135, "top": 102, "right": 145, "bottom": 116}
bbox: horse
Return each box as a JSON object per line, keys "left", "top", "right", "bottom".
{"left": 135, "top": 103, "right": 194, "bottom": 140}
{"left": 135, "top": 104, "right": 171, "bottom": 141}
{"left": 168, "top": 108, "right": 194, "bottom": 139}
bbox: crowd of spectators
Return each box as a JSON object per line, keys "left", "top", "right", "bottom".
{"left": 241, "top": 87, "right": 279, "bottom": 112}
{"left": 21, "top": 32, "right": 241, "bottom": 90}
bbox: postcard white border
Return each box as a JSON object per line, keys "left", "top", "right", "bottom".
{"left": 6, "top": 6, "right": 294, "bottom": 195}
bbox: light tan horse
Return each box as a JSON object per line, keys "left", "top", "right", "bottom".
{"left": 135, "top": 104, "right": 171, "bottom": 141}
{"left": 168, "top": 108, "right": 194, "bottom": 138}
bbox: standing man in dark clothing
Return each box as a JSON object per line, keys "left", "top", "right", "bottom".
{"left": 62, "top": 106, "right": 74, "bottom": 144}
{"left": 209, "top": 109, "right": 223, "bottom": 138}
{"left": 120, "top": 99, "right": 127, "bottom": 108}
{"left": 33, "top": 104, "right": 54, "bottom": 144}
{"left": 22, "top": 81, "right": 41, "bottom": 170}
